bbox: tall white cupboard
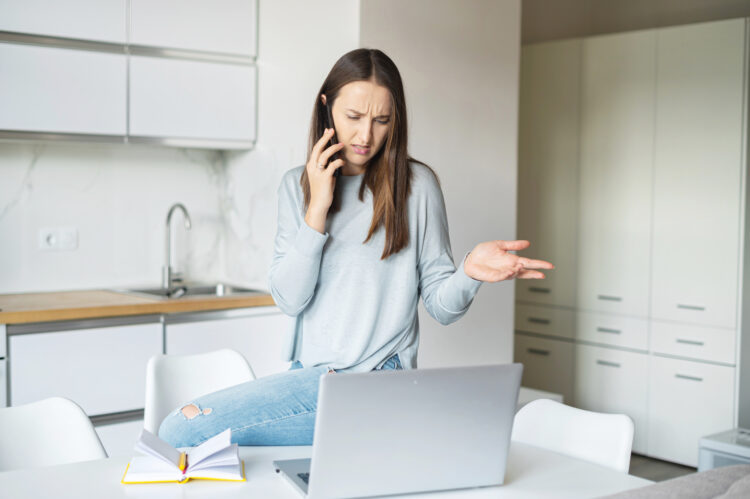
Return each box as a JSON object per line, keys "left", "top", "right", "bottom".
{"left": 515, "top": 18, "right": 748, "bottom": 467}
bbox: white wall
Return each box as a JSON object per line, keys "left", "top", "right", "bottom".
{"left": 360, "top": 0, "right": 522, "bottom": 367}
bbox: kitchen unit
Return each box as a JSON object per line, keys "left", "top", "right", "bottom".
{"left": 0, "top": 0, "right": 258, "bottom": 149}
{"left": 0, "top": 289, "right": 291, "bottom": 456}
{"left": 515, "top": 17, "right": 748, "bottom": 466}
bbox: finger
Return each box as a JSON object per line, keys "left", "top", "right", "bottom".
{"left": 496, "top": 240, "right": 530, "bottom": 251}
{"left": 325, "top": 158, "right": 345, "bottom": 175}
{"left": 517, "top": 257, "right": 555, "bottom": 270}
{"left": 319, "top": 142, "right": 345, "bottom": 165}
{"left": 311, "top": 128, "right": 336, "bottom": 161}
{"left": 516, "top": 269, "right": 546, "bottom": 279}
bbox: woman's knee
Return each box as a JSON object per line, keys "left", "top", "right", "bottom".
{"left": 157, "top": 403, "right": 211, "bottom": 447}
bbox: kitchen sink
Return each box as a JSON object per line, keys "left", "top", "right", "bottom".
{"left": 119, "top": 282, "right": 267, "bottom": 299}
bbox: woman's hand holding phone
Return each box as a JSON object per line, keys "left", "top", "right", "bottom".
{"left": 304, "top": 128, "right": 345, "bottom": 233}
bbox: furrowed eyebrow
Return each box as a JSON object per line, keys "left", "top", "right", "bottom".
{"left": 346, "top": 108, "right": 391, "bottom": 119}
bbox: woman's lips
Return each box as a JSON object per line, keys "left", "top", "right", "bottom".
{"left": 352, "top": 145, "right": 370, "bottom": 155}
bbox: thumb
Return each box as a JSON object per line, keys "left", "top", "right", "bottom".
{"left": 496, "top": 240, "right": 530, "bottom": 251}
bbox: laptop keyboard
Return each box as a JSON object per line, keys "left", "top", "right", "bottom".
{"left": 297, "top": 472, "right": 310, "bottom": 484}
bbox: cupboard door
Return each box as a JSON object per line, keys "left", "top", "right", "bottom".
{"left": 651, "top": 320, "right": 736, "bottom": 365}
{"left": 129, "top": 55, "right": 256, "bottom": 142}
{"left": 130, "top": 0, "right": 257, "bottom": 56}
{"left": 0, "top": 44, "right": 126, "bottom": 135}
{"left": 0, "top": 0, "right": 126, "bottom": 43}
{"left": 513, "top": 333, "right": 573, "bottom": 403}
{"left": 166, "top": 308, "right": 292, "bottom": 379}
{"left": 515, "top": 304, "right": 574, "bottom": 339}
{"left": 0, "top": 360, "right": 6, "bottom": 408}
{"left": 577, "top": 30, "right": 655, "bottom": 318}
{"left": 576, "top": 311, "right": 648, "bottom": 351}
{"left": 9, "top": 323, "right": 162, "bottom": 415}
{"left": 574, "top": 344, "right": 649, "bottom": 454}
{"left": 648, "top": 356, "right": 734, "bottom": 466}
{"left": 651, "top": 19, "right": 746, "bottom": 329}
{"left": 517, "top": 40, "right": 580, "bottom": 308}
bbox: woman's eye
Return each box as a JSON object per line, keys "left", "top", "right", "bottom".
{"left": 377, "top": 119, "right": 390, "bottom": 125}
{"left": 347, "top": 115, "right": 359, "bottom": 120}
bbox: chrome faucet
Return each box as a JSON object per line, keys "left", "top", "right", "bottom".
{"left": 163, "top": 203, "right": 192, "bottom": 289}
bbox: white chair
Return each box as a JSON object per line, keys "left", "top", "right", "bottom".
{"left": 511, "top": 399, "right": 634, "bottom": 473}
{"left": 0, "top": 397, "right": 107, "bottom": 472}
{"left": 143, "top": 348, "right": 256, "bottom": 433}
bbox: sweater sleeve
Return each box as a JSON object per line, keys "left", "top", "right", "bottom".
{"left": 268, "top": 171, "right": 329, "bottom": 316}
{"left": 417, "top": 172, "right": 483, "bottom": 325}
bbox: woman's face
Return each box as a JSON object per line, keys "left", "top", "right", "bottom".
{"left": 326, "top": 80, "right": 392, "bottom": 171}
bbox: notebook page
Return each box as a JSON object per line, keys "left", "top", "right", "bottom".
{"left": 186, "top": 428, "right": 232, "bottom": 467}
{"left": 135, "top": 429, "right": 182, "bottom": 467}
{"left": 188, "top": 444, "right": 239, "bottom": 472}
{"left": 124, "top": 455, "right": 182, "bottom": 483}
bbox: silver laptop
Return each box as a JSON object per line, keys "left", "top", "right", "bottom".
{"left": 273, "top": 363, "right": 523, "bottom": 499}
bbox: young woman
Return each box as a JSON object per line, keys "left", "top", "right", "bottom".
{"left": 158, "top": 48, "right": 553, "bottom": 447}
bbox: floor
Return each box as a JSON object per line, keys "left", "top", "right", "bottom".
{"left": 629, "top": 453, "right": 696, "bottom": 482}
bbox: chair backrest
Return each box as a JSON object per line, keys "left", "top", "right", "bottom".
{"left": 143, "top": 348, "right": 255, "bottom": 433}
{"left": 0, "top": 397, "right": 107, "bottom": 472}
{"left": 511, "top": 399, "right": 634, "bottom": 473}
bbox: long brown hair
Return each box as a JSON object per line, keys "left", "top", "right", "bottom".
{"left": 300, "top": 48, "right": 437, "bottom": 260}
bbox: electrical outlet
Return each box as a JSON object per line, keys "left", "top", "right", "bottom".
{"left": 38, "top": 227, "right": 78, "bottom": 251}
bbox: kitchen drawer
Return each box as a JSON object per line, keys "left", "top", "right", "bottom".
{"left": 9, "top": 322, "right": 162, "bottom": 416}
{"left": 514, "top": 333, "right": 573, "bottom": 403}
{"left": 574, "top": 344, "right": 649, "bottom": 453}
{"left": 515, "top": 304, "right": 574, "bottom": 339}
{"left": 576, "top": 311, "right": 648, "bottom": 351}
{"left": 648, "top": 355, "right": 734, "bottom": 467}
{"left": 651, "top": 320, "right": 735, "bottom": 365}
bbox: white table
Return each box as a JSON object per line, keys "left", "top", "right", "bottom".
{"left": 0, "top": 442, "right": 652, "bottom": 498}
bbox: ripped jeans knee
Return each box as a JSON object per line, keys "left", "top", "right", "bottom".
{"left": 158, "top": 401, "right": 214, "bottom": 447}
{"left": 180, "top": 402, "right": 213, "bottom": 420}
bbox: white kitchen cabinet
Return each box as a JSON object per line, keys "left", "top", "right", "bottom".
{"left": 576, "top": 30, "right": 655, "bottom": 318}
{"left": 648, "top": 355, "right": 735, "bottom": 466}
{"left": 575, "top": 311, "right": 648, "bottom": 352}
{"left": 129, "top": 55, "right": 256, "bottom": 142}
{"left": 0, "top": 0, "right": 126, "bottom": 43}
{"left": 514, "top": 333, "right": 574, "bottom": 404}
{"left": 651, "top": 320, "right": 736, "bottom": 365}
{"left": 130, "top": 0, "right": 257, "bottom": 57}
{"left": 574, "top": 344, "right": 649, "bottom": 454}
{"left": 0, "top": 44, "right": 126, "bottom": 136}
{"left": 0, "top": 359, "right": 6, "bottom": 408}
{"left": 514, "top": 304, "right": 574, "bottom": 339}
{"left": 650, "top": 19, "right": 746, "bottom": 330}
{"left": 516, "top": 40, "right": 580, "bottom": 308}
{"left": 95, "top": 419, "right": 144, "bottom": 458}
{"left": 9, "top": 322, "right": 162, "bottom": 416}
{"left": 166, "top": 308, "right": 292, "bottom": 379}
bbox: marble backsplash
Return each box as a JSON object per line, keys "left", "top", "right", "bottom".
{"left": 0, "top": 140, "right": 288, "bottom": 294}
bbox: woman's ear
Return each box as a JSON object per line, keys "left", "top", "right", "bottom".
{"left": 320, "top": 94, "right": 327, "bottom": 106}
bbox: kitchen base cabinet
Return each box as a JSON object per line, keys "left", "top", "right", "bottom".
{"left": 574, "top": 344, "right": 649, "bottom": 454}
{"left": 166, "top": 308, "right": 292, "bottom": 379}
{"left": 8, "top": 320, "right": 162, "bottom": 416}
{"left": 0, "top": 359, "right": 6, "bottom": 408}
{"left": 513, "top": 333, "right": 574, "bottom": 404}
{"left": 94, "top": 419, "right": 144, "bottom": 458}
{"left": 648, "top": 355, "right": 735, "bottom": 466}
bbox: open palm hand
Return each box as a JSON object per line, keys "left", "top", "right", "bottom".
{"left": 464, "top": 240, "right": 554, "bottom": 283}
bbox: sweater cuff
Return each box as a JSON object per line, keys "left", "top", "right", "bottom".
{"left": 457, "top": 251, "right": 483, "bottom": 292}
{"left": 293, "top": 221, "right": 329, "bottom": 258}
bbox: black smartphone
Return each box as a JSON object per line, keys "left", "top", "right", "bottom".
{"left": 325, "top": 103, "right": 342, "bottom": 178}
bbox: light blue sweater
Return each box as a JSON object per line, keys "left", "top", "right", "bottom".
{"left": 268, "top": 163, "right": 482, "bottom": 372}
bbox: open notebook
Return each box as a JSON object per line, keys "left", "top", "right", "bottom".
{"left": 121, "top": 428, "right": 245, "bottom": 484}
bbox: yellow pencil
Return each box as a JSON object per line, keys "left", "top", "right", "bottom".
{"left": 178, "top": 452, "right": 187, "bottom": 472}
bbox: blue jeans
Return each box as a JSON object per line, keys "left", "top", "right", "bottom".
{"left": 158, "top": 354, "right": 402, "bottom": 447}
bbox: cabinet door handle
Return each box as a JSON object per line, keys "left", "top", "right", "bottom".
{"left": 677, "top": 304, "right": 706, "bottom": 311}
{"left": 529, "top": 287, "right": 551, "bottom": 294}
{"left": 598, "top": 295, "right": 623, "bottom": 302}
{"left": 675, "top": 374, "right": 703, "bottom": 382}
{"left": 676, "top": 338, "right": 705, "bottom": 346}
{"left": 527, "top": 317, "right": 551, "bottom": 325}
{"left": 596, "top": 327, "right": 621, "bottom": 335}
{"left": 527, "top": 348, "right": 550, "bottom": 356}
{"left": 596, "top": 360, "right": 621, "bottom": 368}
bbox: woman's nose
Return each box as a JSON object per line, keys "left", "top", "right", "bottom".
{"left": 358, "top": 121, "right": 373, "bottom": 143}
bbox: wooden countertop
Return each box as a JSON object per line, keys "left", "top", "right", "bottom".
{"left": 0, "top": 289, "right": 276, "bottom": 324}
